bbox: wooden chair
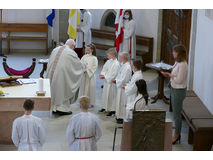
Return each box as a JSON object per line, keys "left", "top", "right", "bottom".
{"left": 91, "top": 28, "right": 154, "bottom": 70}
{"left": 3, "top": 58, "right": 36, "bottom": 78}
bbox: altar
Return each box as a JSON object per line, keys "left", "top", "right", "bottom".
{"left": 0, "top": 78, "right": 51, "bottom": 144}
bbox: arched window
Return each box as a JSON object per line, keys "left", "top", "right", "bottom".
{"left": 100, "top": 9, "right": 116, "bottom": 31}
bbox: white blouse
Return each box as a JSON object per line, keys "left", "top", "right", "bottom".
{"left": 171, "top": 61, "right": 188, "bottom": 89}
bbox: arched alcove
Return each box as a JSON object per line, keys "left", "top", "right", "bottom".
{"left": 100, "top": 9, "right": 116, "bottom": 31}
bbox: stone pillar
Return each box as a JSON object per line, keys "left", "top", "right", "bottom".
{"left": 59, "top": 9, "right": 69, "bottom": 43}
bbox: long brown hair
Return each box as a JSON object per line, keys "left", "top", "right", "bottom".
{"left": 173, "top": 44, "right": 187, "bottom": 62}
{"left": 135, "top": 79, "right": 149, "bottom": 105}
{"left": 124, "top": 10, "right": 133, "bottom": 20}
{"left": 87, "top": 43, "right": 96, "bottom": 56}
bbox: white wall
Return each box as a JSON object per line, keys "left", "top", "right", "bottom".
{"left": 89, "top": 9, "right": 160, "bottom": 62}
{"left": 2, "top": 9, "right": 59, "bottom": 50}
{"left": 1, "top": 9, "right": 159, "bottom": 58}
{"left": 193, "top": 9, "right": 213, "bottom": 114}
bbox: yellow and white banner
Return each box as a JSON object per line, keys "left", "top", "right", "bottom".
{"left": 67, "top": 9, "right": 80, "bottom": 40}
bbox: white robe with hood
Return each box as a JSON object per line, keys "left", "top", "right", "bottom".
{"left": 115, "top": 62, "right": 132, "bottom": 119}
{"left": 125, "top": 70, "right": 143, "bottom": 116}
{"left": 78, "top": 53, "right": 98, "bottom": 106}
{"left": 101, "top": 58, "right": 120, "bottom": 112}
{"left": 76, "top": 10, "right": 92, "bottom": 48}
{"left": 119, "top": 19, "right": 136, "bottom": 60}
{"left": 125, "top": 94, "right": 148, "bottom": 120}
{"left": 12, "top": 114, "right": 46, "bottom": 151}
{"left": 66, "top": 112, "right": 102, "bottom": 151}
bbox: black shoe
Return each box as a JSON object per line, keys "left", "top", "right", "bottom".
{"left": 116, "top": 118, "right": 123, "bottom": 124}
{"left": 57, "top": 111, "right": 72, "bottom": 115}
{"left": 106, "top": 111, "right": 115, "bottom": 117}
{"left": 172, "top": 135, "right": 181, "bottom": 145}
{"left": 101, "top": 85, "right": 104, "bottom": 88}
{"left": 52, "top": 111, "right": 58, "bottom": 114}
{"left": 99, "top": 109, "right": 105, "bottom": 112}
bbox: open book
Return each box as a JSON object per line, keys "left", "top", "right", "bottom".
{"left": 17, "top": 79, "right": 36, "bottom": 84}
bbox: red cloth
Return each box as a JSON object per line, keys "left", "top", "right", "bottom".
{"left": 115, "top": 9, "right": 124, "bottom": 52}
{"left": 8, "top": 67, "right": 31, "bottom": 75}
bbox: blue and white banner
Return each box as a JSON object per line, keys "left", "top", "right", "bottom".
{"left": 46, "top": 9, "right": 55, "bottom": 27}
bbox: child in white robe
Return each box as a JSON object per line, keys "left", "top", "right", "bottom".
{"left": 125, "top": 79, "right": 149, "bottom": 121}
{"left": 11, "top": 99, "right": 46, "bottom": 151}
{"left": 123, "top": 60, "right": 143, "bottom": 121}
{"left": 99, "top": 48, "right": 120, "bottom": 116}
{"left": 78, "top": 44, "right": 98, "bottom": 107}
{"left": 66, "top": 96, "right": 102, "bottom": 151}
{"left": 112, "top": 52, "right": 132, "bottom": 124}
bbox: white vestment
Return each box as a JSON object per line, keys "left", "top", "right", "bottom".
{"left": 76, "top": 10, "right": 92, "bottom": 48}
{"left": 101, "top": 58, "right": 120, "bottom": 112}
{"left": 66, "top": 112, "right": 102, "bottom": 151}
{"left": 12, "top": 114, "right": 46, "bottom": 151}
{"left": 119, "top": 19, "right": 136, "bottom": 60}
{"left": 78, "top": 53, "right": 98, "bottom": 106}
{"left": 125, "top": 70, "right": 143, "bottom": 117}
{"left": 125, "top": 94, "right": 147, "bottom": 120}
{"left": 46, "top": 45, "right": 84, "bottom": 112}
{"left": 115, "top": 62, "right": 132, "bottom": 119}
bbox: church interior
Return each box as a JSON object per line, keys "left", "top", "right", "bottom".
{"left": 0, "top": 8, "right": 213, "bottom": 153}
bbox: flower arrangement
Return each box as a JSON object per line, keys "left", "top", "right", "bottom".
{"left": 0, "top": 90, "right": 4, "bottom": 96}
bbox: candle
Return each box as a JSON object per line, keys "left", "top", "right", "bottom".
{"left": 38, "top": 78, "right": 44, "bottom": 93}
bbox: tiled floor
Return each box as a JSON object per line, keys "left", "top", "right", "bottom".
{"left": 0, "top": 52, "right": 194, "bottom": 151}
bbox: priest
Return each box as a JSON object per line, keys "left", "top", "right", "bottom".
{"left": 46, "top": 39, "right": 84, "bottom": 115}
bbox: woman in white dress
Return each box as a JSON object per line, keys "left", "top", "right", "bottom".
{"left": 119, "top": 10, "right": 136, "bottom": 60}
{"left": 78, "top": 44, "right": 98, "bottom": 107}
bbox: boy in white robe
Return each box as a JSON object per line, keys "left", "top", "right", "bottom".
{"left": 99, "top": 48, "right": 120, "bottom": 116}
{"left": 66, "top": 96, "right": 102, "bottom": 151}
{"left": 112, "top": 53, "right": 132, "bottom": 124}
{"left": 78, "top": 44, "right": 98, "bottom": 107}
{"left": 12, "top": 99, "right": 46, "bottom": 151}
{"left": 123, "top": 60, "right": 143, "bottom": 121}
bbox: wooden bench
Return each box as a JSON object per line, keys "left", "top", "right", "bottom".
{"left": 91, "top": 28, "right": 153, "bottom": 69}
{"left": 182, "top": 94, "right": 213, "bottom": 150}
{"left": 0, "top": 23, "right": 48, "bottom": 55}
